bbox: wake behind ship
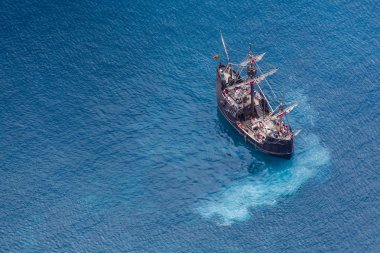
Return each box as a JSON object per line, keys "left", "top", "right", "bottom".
{"left": 216, "top": 33, "right": 301, "bottom": 159}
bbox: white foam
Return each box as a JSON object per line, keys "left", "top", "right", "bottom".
{"left": 196, "top": 134, "right": 330, "bottom": 225}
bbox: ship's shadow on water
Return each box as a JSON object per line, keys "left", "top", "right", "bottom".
{"left": 195, "top": 110, "right": 330, "bottom": 225}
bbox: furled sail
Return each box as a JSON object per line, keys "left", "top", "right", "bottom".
{"left": 253, "top": 68, "right": 278, "bottom": 83}
{"left": 239, "top": 53, "right": 266, "bottom": 67}
{"left": 271, "top": 100, "right": 301, "bottom": 119}
{"left": 236, "top": 68, "right": 278, "bottom": 87}
{"left": 225, "top": 68, "right": 277, "bottom": 91}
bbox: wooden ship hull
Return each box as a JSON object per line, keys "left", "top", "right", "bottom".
{"left": 216, "top": 64, "right": 293, "bottom": 159}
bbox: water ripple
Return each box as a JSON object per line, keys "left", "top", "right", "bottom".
{"left": 196, "top": 134, "right": 330, "bottom": 224}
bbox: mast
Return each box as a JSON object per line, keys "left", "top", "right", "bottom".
{"left": 220, "top": 32, "right": 230, "bottom": 64}
{"left": 249, "top": 44, "right": 255, "bottom": 113}
{"left": 278, "top": 102, "right": 284, "bottom": 132}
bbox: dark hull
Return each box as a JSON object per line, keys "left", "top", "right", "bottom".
{"left": 216, "top": 65, "right": 293, "bottom": 159}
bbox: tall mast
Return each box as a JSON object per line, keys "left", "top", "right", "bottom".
{"left": 278, "top": 101, "right": 284, "bottom": 132}
{"left": 220, "top": 32, "right": 230, "bottom": 64}
{"left": 249, "top": 43, "right": 255, "bottom": 113}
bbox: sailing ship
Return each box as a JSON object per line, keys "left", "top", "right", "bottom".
{"left": 216, "top": 33, "right": 301, "bottom": 159}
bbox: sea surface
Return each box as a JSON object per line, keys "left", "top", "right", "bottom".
{"left": 1, "top": 0, "right": 379, "bottom": 252}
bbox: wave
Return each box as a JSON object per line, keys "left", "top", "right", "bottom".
{"left": 196, "top": 134, "right": 330, "bottom": 225}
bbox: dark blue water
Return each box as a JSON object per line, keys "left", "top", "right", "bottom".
{"left": 1, "top": 0, "right": 379, "bottom": 251}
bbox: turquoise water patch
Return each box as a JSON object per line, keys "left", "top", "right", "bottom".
{"left": 196, "top": 134, "right": 330, "bottom": 225}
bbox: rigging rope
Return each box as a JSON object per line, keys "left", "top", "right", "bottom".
{"left": 255, "top": 63, "right": 280, "bottom": 104}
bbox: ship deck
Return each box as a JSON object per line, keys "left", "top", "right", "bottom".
{"left": 241, "top": 118, "right": 292, "bottom": 141}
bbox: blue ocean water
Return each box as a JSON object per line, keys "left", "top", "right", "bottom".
{"left": 0, "top": 0, "right": 379, "bottom": 251}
